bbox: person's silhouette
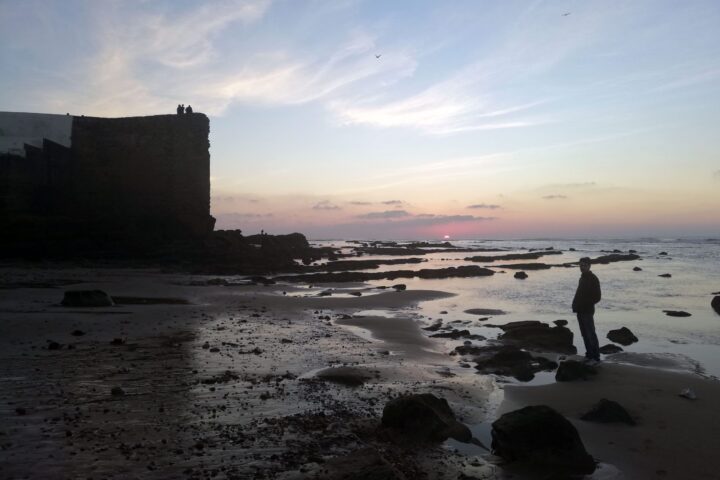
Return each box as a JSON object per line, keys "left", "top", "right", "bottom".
{"left": 186, "top": 105, "right": 193, "bottom": 114}
{"left": 176, "top": 104, "right": 183, "bottom": 115}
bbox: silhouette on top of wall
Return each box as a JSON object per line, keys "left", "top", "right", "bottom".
{"left": 186, "top": 105, "right": 193, "bottom": 114}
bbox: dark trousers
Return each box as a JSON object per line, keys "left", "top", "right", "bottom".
{"left": 577, "top": 312, "right": 600, "bottom": 361}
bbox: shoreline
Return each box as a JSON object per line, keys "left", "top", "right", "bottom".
{"left": 1, "top": 265, "right": 718, "bottom": 479}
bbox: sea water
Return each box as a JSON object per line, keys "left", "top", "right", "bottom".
{"left": 310, "top": 238, "right": 720, "bottom": 378}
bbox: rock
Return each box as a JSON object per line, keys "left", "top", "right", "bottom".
{"left": 111, "top": 387, "right": 125, "bottom": 396}
{"left": 514, "top": 271, "right": 528, "bottom": 279}
{"left": 679, "top": 388, "right": 697, "bottom": 400}
{"left": 15, "top": 407, "right": 27, "bottom": 415}
{"left": 633, "top": 266, "right": 642, "bottom": 271}
{"left": 553, "top": 319, "right": 568, "bottom": 327}
{"left": 350, "top": 291, "right": 362, "bottom": 296}
{"left": 491, "top": 405, "right": 595, "bottom": 474}
{"left": 555, "top": 360, "right": 598, "bottom": 381}
{"left": 70, "top": 330, "right": 85, "bottom": 336}
{"left": 712, "top": 296, "right": 720, "bottom": 315}
{"left": 110, "top": 338, "right": 125, "bottom": 346}
{"left": 599, "top": 344, "right": 623, "bottom": 354}
{"left": 659, "top": 251, "right": 668, "bottom": 255}
{"left": 658, "top": 273, "right": 672, "bottom": 278}
{"left": 316, "top": 366, "right": 371, "bottom": 387}
{"left": 474, "top": 345, "right": 558, "bottom": 381}
{"left": 430, "top": 329, "right": 485, "bottom": 341}
{"left": 381, "top": 393, "right": 471, "bottom": 443}
{"left": 47, "top": 341, "right": 61, "bottom": 350}
{"left": 663, "top": 310, "right": 691, "bottom": 317}
{"left": 61, "top": 290, "right": 114, "bottom": 307}
{"left": 422, "top": 320, "right": 443, "bottom": 332}
{"left": 607, "top": 327, "right": 638, "bottom": 346}
{"left": 464, "top": 308, "right": 506, "bottom": 315}
{"left": 581, "top": 399, "right": 636, "bottom": 425}
{"left": 392, "top": 283, "right": 406, "bottom": 291}
{"left": 585, "top": 253, "right": 640, "bottom": 264}
{"left": 494, "top": 321, "right": 577, "bottom": 354}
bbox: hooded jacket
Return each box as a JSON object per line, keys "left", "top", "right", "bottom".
{"left": 572, "top": 271, "right": 601, "bottom": 314}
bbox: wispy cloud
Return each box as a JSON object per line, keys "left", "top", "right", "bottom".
{"left": 542, "top": 195, "right": 568, "bottom": 200}
{"left": 357, "top": 210, "right": 410, "bottom": 219}
{"left": 348, "top": 200, "right": 373, "bottom": 205}
{"left": 313, "top": 200, "right": 342, "bottom": 210}
{"left": 467, "top": 203, "right": 501, "bottom": 210}
{"left": 381, "top": 200, "right": 404, "bottom": 205}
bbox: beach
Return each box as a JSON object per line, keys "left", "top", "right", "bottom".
{"left": 1, "top": 258, "right": 719, "bottom": 480}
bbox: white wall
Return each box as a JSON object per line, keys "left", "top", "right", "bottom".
{"left": 0, "top": 112, "right": 73, "bottom": 157}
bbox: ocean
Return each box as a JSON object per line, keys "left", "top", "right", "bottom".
{"left": 310, "top": 238, "right": 720, "bottom": 379}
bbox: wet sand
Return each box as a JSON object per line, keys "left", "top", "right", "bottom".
{"left": 0, "top": 267, "right": 491, "bottom": 479}
{"left": 501, "top": 361, "right": 720, "bottom": 479}
{"left": 2, "top": 265, "right": 720, "bottom": 479}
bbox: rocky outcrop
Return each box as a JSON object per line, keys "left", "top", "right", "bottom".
{"left": 581, "top": 399, "right": 636, "bottom": 425}
{"left": 381, "top": 393, "right": 471, "bottom": 443}
{"left": 464, "top": 308, "right": 506, "bottom": 315}
{"left": 663, "top": 310, "right": 691, "bottom": 317}
{"left": 492, "top": 321, "right": 576, "bottom": 354}
{"left": 465, "top": 251, "right": 562, "bottom": 262}
{"left": 61, "top": 290, "right": 114, "bottom": 307}
{"left": 274, "top": 265, "right": 495, "bottom": 283}
{"left": 473, "top": 345, "right": 557, "bottom": 381}
{"left": 712, "top": 296, "right": 720, "bottom": 315}
{"left": 316, "top": 366, "right": 372, "bottom": 387}
{"left": 599, "top": 344, "right": 623, "bottom": 354}
{"left": 491, "top": 405, "right": 595, "bottom": 474}
{"left": 556, "top": 360, "right": 598, "bottom": 381}
{"left": 607, "top": 327, "right": 638, "bottom": 346}
{"left": 514, "top": 271, "right": 528, "bottom": 279}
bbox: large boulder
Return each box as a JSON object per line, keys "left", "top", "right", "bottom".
{"left": 61, "top": 290, "right": 114, "bottom": 307}
{"left": 607, "top": 327, "right": 638, "bottom": 346}
{"left": 556, "top": 360, "right": 598, "bottom": 381}
{"left": 474, "top": 345, "right": 557, "bottom": 381}
{"left": 712, "top": 296, "right": 720, "bottom": 315}
{"left": 381, "top": 393, "right": 471, "bottom": 443}
{"left": 495, "top": 321, "right": 577, "bottom": 354}
{"left": 491, "top": 405, "right": 595, "bottom": 474}
{"left": 581, "top": 399, "right": 636, "bottom": 425}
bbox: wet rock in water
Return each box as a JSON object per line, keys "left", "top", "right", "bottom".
{"left": 633, "top": 266, "right": 642, "bottom": 271}
{"left": 464, "top": 308, "right": 506, "bottom": 315}
{"left": 474, "top": 345, "right": 558, "bottom": 382}
{"left": 663, "top": 310, "right": 691, "bottom": 317}
{"left": 61, "top": 290, "right": 114, "bottom": 307}
{"left": 70, "top": 330, "right": 85, "bottom": 336}
{"left": 430, "top": 329, "right": 485, "bottom": 341}
{"left": 47, "top": 341, "right": 61, "bottom": 350}
{"left": 659, "top": 251, "right": 668, "bottom": 256}
{"left": 350, "top": 291, "right": 362, "bottom": 296}
{"left": 111, "top": 387, "right": 125, "bottom": 396}
{"left": 514, "top": 271, "right": 528, "bottom": 279}
{"left": 556, "top": 360, "right": 598, "bottom": 381}
{"left": 599, "top": 344, "right": 623, "bottom": 354}
{"left": 392, "top": 283, "right": 406, "bottom": 291}
{"left": 658, "top": 273, "right": 672, "bottom": 278}
{"left": 248, "top": 275, "right": 275, "bottom": 285}
{"left": 422, "top": 320, "right": 443, "bottom": 332}
{"left": 15, "top": 407, "right": 27, "bottom": 415}
{"left": 581, "top": 399, "right": 636, "bottom": 425}
{"left": 494, "top": 321, "right": 577, "bottom": 354}
{"left": 381, "top": 393, "right": 471, "bottom": 443}
{"left": 607, "top": 327, "right": 638, "bottom": 346}
{"left": 585, "top": 253, "right": 640, "bottom": 264}
{"left": 316, "top": 366, "right": 372, "bottom": 387}
{"left": 712, "top": 296, "right": 720, "bottom": 315}
{"left": 554, "top": 319, "right": 568, "bottom": 327}
{"left": 492, "top": 405, "right": 595, "bottom": 475}
{"left": 110, "top": 338, "right": 125, "bottom": 346}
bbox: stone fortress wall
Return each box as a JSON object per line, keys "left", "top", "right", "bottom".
{"left": 0, "top": 111, "right": 214, "bottom": 254}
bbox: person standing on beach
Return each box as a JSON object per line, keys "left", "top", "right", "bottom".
{"left": 572, "top": 257, "right": 601, "bottom": 364}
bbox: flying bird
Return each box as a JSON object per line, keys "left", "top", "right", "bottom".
{"left": 375, "top": 54, "right": 382, "bottom": 59}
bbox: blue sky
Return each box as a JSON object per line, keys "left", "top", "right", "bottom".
{"left": 2, "top": 0, "right": 719, "bottom": 239}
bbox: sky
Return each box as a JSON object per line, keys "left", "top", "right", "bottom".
{"left": 1, "top": 0, "right": 719, "bottom": 240}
